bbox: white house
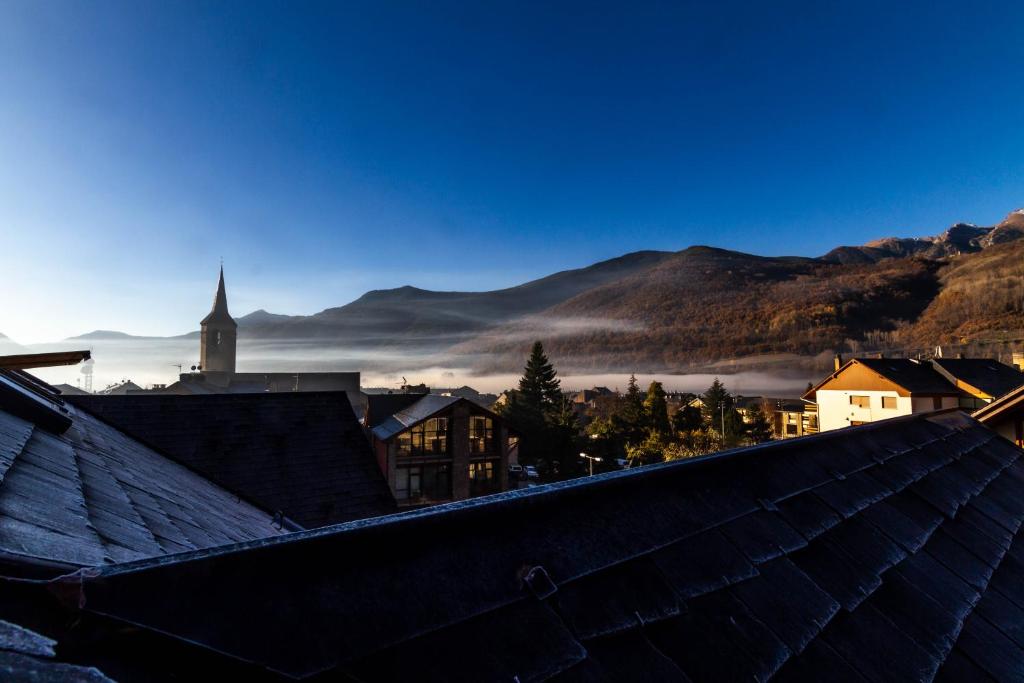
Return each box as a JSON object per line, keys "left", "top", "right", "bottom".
{"left": 804, "top": 358, "right": 960, "bottom": 432}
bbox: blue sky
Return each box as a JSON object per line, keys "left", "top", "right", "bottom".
{"left": 3, "top": 1, "right": 1024, "bottom": 343}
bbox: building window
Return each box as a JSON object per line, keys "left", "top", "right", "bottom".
{"left": 881, "top": 396, "right": 897, "bottom": 410}
{"left": 850, "top": 395, "right": 870, "bottom": 408}
{"left": 468, "top": 460, "right": 499, "bottom": 496}
{"left": 395, "top": 463, "right": 451, "bottom": 502}
{"left": 469, "top": 415, "right": 494, "bottom": 454}
{"left": 396, "top": 417, "right": 450, "bottom": 457}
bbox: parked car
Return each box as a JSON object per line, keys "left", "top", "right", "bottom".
{"left": 508, "top": 464, "right": 524, "bottom": 477}
{"left": 523, "top": 465, "right": 540, "bottom": 480}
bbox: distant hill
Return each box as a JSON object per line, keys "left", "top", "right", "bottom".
{"left": 68, "top": 330, "right": 148, "bottom": 340}
{"left": 54, "top": 209, "right": 1024, "bottom": 374}
{"left": 234, "top": 250, "right": 674, "bottom": 349}
{"left": 0, "top": 333, "right": 29, "bottom": 356}
{"left": 455, "top": 245, "right": 942, "bottom": 372}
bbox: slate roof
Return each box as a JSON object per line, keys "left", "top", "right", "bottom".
{"left": 365, "top": 393, "right": 425, "bottom": 428}
{"left": 0, "top": 618, "right": 113, "bottom": 682}
{"left": 371, "top": 393, "right": 461, "bottom": 441}
{"left": 931, "top": 358, "right": 1024, "bottom": 399}
{"left": 851, "top": 358, "right": 960, "bottom": 395}
{"left": 67, "top": 392, "right": 396, "bottom": 528}
{"left": 0, "top": 370, "right": 284, "bottom": 576}
{"left": 62, "top": 409, "right": 1024, "bottom": 681}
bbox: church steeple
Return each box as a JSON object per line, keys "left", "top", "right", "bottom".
{"left": 199, "top": 265, "right": 237, "bottom": 374}
{"left": 201, "top": 265, "right": 237, "bottom": 327}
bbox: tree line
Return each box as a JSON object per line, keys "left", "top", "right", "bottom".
{"left": 496, "top": 341, "right": 774, "bottom": 480}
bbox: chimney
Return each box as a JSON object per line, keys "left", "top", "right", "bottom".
{"left": 834, "top": 354, "right": 843, "bottom": 372}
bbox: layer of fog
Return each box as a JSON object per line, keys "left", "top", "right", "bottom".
{"left": 23, "top": 336, "right": 815, "bottom": 399}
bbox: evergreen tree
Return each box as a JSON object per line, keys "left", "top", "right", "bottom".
{"left": 701, "top": 378, "right": 733, "bottom": 426}
{"left": 613, "top": 374, "right": 647, "bottom": 446}
{"left": 498, "top": 341, "right": 580, "bottom": 479}
{"left": 701, "top": 378, "right": 744, "bottom": 444}
{"left": 745, "top": 401, "right": 774, "bottom": 444}
{"left": 643, "top": 381, "right": 671, "bottom": 436}
{"left": 519, "top": 341, "right": 562, "bottom": 406}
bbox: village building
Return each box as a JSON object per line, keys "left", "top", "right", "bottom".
{"left": 158, "top": 267, "right": 364, "bottom": 410}
{"left": 5, "top": 352, "right": 1023, "bottom": 680}
{"left": 973, "top": 383, "right": 1024, "bottom": 447}
{"left": 929, "top": 357, "right": 1024, "bottom": 410}
{"left": 365, "top": 392, "right": 517, "bottom": 505}
{"left": 772, "top": 399, "right": 819, "bottom": 439}
{"left": 806, "top": 356, "right": 1024, "bottom": 433}
{"left": 807, "top": 357, "right": 965, "bottom": 432}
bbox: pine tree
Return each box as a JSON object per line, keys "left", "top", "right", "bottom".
{"left": 613, "top": 374, "right": 647, "bottom": 445}
{"left": 701, "top": 378, "right": 744, "bottom": 443}
{"left": 499, "top": 341, "right": 579, "bottom": 479}
{"left": 519, "top": 341, "right": 562, "bottom": 407}
{"left": 701, "top": 378, "right": 733, "bottom": 427}
{"left": 745, "top": 401, "right": 775, "bottom": 444}
{"left": 643, "top": 381, "right": 671, "bottom": 436}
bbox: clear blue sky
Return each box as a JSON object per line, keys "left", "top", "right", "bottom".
{"left": 3, "top": 1, "right": 1024, "bottom": 342}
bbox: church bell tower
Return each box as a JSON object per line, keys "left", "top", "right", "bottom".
{"left": 200, "top": 266, "right": 237, "bottom": 374}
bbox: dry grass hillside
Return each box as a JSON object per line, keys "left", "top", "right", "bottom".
{"left": 902, "top": 240, "right": 1024, "bottom": 347}
{"left": 457, "top": 247, "right": 943, "bottom": 372}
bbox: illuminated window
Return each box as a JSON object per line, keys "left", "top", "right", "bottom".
{"left": 881, "top": 396, "right": 897, "bottom": 410}
{"left": 849, "top": 395, "right": 870, "bottom": 408}
{"left": 396, "top": 418, "right": 450, "bottom": 457}
{"left": 468, "top": 460, "right": 499, "bottom": 496}
{"left": 469, "top": 416, "right": 494, "bottom": 453}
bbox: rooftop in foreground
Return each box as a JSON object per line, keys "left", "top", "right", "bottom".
{"left": 44, "top": 407, "right": 1024, "bottom": 682}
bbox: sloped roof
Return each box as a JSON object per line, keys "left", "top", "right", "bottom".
{"left": 805, "top": 358, "right": 959, "bottom": 400}
{"left": 67, "top": 392, "right": 395, "bottom": 528}
{"left": 0, "top": 619, "right": 113, "bottom": 681}
{"left": 931, "top": 358, "right": 1024, "bottom": 399}
{"left": 365, "top": 393, "right": 424, "bottom": 428}
{"left": 0, "top": 370, "right": 283, "bottom": 576}
{"left": 62, "top": 409, "right": 1024, "bottom": 681}
{"left": 200, "top": 266, "right": 237, "bottom": 327}
{"left": 973, "top": 382, "right": 1024, "bottom": 424}
{"left": 371, "top": 394, "right": 461, "bottom": 441}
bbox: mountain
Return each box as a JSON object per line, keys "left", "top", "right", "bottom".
{"left": 68, "top": 330, "right": 150, "bottom": 340}
{"left": 236, "top": 250, "right": 674, "bottom": 348}
{"left": 0, "top": 333, "right": 29, "bottom": 356}
{"left": 455, "top": 245, "right": 943, "bottom": 372}
{"left": 54, "top": 208, "right": 1024, "bottom": 375}
{"left": 822, "top": 211, "right": 1024, "bottom": 264}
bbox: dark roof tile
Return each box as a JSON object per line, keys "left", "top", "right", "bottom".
{"left": 58, "top": 409, "right": 1024, "bottom": 681}
{"left": 67, "top": 392, "right": 395, "bottom": 527}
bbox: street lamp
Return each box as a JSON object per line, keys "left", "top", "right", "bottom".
{"left": 580, "top": 452, "right": 602, "bottom": 476}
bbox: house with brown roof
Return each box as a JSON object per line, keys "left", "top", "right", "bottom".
{"left": 804, "top": 358, "right": 961, "bottom": 432}
{"left": 805, "top": 356, "right": 1024, "bottom": 433}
